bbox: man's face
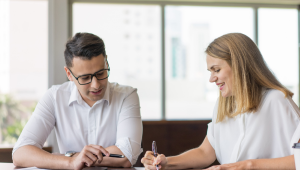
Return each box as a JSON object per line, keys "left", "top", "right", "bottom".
{"left": 64, "top": 54, "right": 108, "bottom": 107}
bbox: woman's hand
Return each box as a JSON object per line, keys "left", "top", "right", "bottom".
{"left": 141, "top": 151, "right": 168, "bottom": 170}
{"left": 204, "top": 160, "right": 252, "bottom": 170}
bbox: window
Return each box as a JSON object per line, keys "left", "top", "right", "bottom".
{"left": 72, "top": 2, "right": 299, "bottom": 120}
{"left": 73, "top": 3, "right": 162, "bottom": 119}
{"left": 0, "top": 0, "right": 48, "bottom": 146}
{"left": 165, "top": 6, "right": 254, "bottom": 119}
{"left": 258, "top": 8, "right": 299, "bottom": 105}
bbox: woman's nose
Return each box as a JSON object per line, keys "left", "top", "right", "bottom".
{"left": 209, "top": 74, "right": 217, "bottom": 83}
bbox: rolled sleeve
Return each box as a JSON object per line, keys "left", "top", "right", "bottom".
{"left": 12, "top": 137, "right": 41, "bottom": 155}
{"left": 207, "top": 122, "right": 215, "bottom": 150}
{"left": 116, "top": 89, "right": 143, "bottom": 166}
{"left": 116, "top": 137, "right": 143, "bottom": 166}
{"left": 12, "top": 87, "right": 56, "bottom": 157}
{"left": 291, "top": 123, "right": 300, "bottom": 154}
{"left": 207, "top": 98, "right": 219, "bottom": 152}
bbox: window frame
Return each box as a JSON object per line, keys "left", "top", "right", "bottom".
{"left": 68, "top": 0, "right": 300, "bottom": 120}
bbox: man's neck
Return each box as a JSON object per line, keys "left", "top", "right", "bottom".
{"left": 84, "top": 99, "right": 96, "bottom": 107}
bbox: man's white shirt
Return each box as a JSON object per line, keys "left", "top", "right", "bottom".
{"left": 13, "top": 81, "right": 143, "bottom": 165}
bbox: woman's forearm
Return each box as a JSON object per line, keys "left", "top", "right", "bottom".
{"left": 249, "top": 155, "right": 295, "bottom": 170}
{"left": 165, "top": 147, "right": 216, "bottom": 170}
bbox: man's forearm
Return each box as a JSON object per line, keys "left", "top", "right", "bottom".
{"left": 95, "top": 145, "right": 132, "bottom": 168}
{"left": 13, "top": 145, "right": 133, "bottom": 168}
{"left": 13, "top": 145, "right": 72, "bottom": 169}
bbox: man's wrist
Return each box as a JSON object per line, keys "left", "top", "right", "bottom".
{"left": 65, "top": 151, "right": 77, "bottom": 157}
{"left": 66, "top": 155, "right": 74, "bottom": 169}
{"left": 92, "top": 159, "right": 102, "bottom": 167}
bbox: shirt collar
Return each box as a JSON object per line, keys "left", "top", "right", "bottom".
{"left": 68, "top": 82, "right": 84, "bottom": 106}
{"left": 101, "top": 82, "right": 110, "bottom": 105}
{"left": 68, "top": 81, "right": 111, "bottom": 106}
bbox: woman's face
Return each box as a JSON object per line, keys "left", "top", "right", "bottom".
{"left": 206, "top": 55, "right": 233, "bottom": 97}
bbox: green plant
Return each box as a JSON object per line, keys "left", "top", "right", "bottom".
{"left": 0, "top": 94, "right": 33, "bottom": 144}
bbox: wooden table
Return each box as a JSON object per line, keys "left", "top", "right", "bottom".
{"left": 0, "top": 163, "right": 147, "bottom": 170}
{"left": 0, "top": 163, "right": 204, "bottom": 170}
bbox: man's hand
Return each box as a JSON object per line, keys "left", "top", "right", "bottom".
{"left": 204, "top": 160, "right": 253, "bottom": 170}
{"left": 69, "top": 144, "right": 110, "bottom": 170}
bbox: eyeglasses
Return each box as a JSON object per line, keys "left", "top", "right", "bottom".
{"left": 68, "top": 62, "right": 110, "bottom": 85}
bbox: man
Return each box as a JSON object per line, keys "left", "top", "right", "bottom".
{"left": 12, "top": 33, "right": 143, "bottom": 170}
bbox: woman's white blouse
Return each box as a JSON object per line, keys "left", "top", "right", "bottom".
{"left": 207, "top": 89, "right": 300, "bottom": 164}
{"left": 290, "top": 119, "right": 300, "bottom": 148}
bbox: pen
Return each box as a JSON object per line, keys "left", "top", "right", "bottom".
{"left": 152, "top": 141, "right": 159, "bottom": 170}
{"left": 102, "top": 153, "right": 125, "bottom": 158}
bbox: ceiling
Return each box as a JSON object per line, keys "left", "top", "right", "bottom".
{"left": 170, "top": 0, "right": 300, "bottom": 4}
{"left": 106, "top": 0, "right": 300, "bottom": 5}
{"left": 12, "top": 0, "right": 300, "bottom": 5}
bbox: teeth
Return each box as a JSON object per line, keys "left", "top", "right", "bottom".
{"left": 218, "top": 83, "right": 225, "bottom": 87}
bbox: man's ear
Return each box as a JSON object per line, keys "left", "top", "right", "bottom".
{"left": 64, "top": 66, "right": 73, "bottom": 81}
{"left": 105, "top": 55, "right": 108, "bottom": 67}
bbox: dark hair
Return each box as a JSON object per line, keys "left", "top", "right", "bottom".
{"left": 64, "top": 32, "right": 106, "bottom": 67}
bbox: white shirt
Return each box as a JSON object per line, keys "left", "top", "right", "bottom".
{"left": 290, "top": 121, "right": 300, "bottom": 149}
{"left": 13, "top": 81, "right": 143, "bottom": 165}
{"left": 207, "top": 89, "right": 300, "bottom": 164}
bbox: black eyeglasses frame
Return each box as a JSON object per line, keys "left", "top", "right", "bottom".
{"left": 68, "top": 61, "right": 110, "bottom": 85}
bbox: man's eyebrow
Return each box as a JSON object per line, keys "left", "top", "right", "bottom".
{"left": 78, "top": 68, "right": 105, "bottom": 77}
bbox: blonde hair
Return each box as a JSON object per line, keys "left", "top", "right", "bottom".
{"left": 205, "top": 33, "right": 293, "bottom": 123}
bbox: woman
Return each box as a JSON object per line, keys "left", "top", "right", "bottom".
{"left": 141, "top": 33, "right": 300, "bottom": 170}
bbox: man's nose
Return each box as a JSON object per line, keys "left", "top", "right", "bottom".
{"left": 90, "top": 76, "right": 100, "bottom": 89}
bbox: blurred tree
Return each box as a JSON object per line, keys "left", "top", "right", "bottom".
{"left": 0, "top": 94, "right": 32, "bottom": 144}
